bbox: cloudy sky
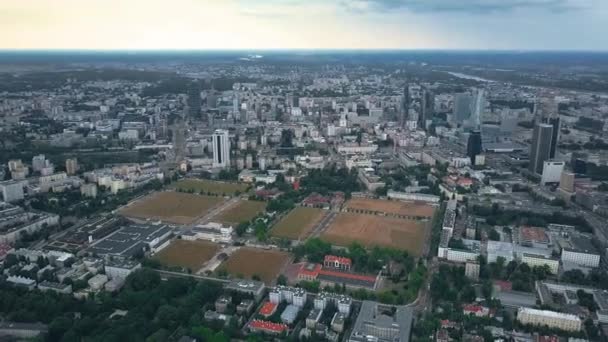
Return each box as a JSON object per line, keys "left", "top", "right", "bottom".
{"left": 0, "top": 0, "right": 606, "bottom": 50}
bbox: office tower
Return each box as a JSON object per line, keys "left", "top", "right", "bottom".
{"left": 420, "top": 88, "right": 434, "bottom": 130}
{"left": 471, "top": 89, "right": 485, "bottom": 128}
{"left": 529, "top": 123, "right": 554, "bottom": 174}
{"left": 453, "top": 94, "right": 473, "bottom": 124}
{"left": 212, "top": 129, "right": 230, "bottom": 169}
{"left": 187, "top": 81, "right": 202, "bottom": 118}
{"left": 547, "top": 117, "right": 560, "bottom": 158}
{"left": 467, "top": 130, "right": 483, "bottom": 165}
{"left": 65, "top": 158, "right": 78, "bottom": 175}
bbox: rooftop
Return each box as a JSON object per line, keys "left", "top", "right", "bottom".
{"left": 349, "top": 301, "right": 413, "bottom": 342}
{"left": 87, "top": 223, "right": 171, "bottom": 257}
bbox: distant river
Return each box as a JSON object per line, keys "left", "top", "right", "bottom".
{"left": 446, "top": 72, "right": 495, "bottom": 82}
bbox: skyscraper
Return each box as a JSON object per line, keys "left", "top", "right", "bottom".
{"left": 529, "top": 123, "right": 554, "bottom": 175}
{"left": 212, "top": 129, "right": 230, "bottom": 169}
{"left": 187, "top": 81, "right": 202, "bottom": 119}
{"left": 547, "top": 117, "right": 560, "bottom": 159}
{"left": 467, "top": 130, "right": 483, "bottom": 165}
{"left": 453, "top": 94, "right": 473, "bottom": 124}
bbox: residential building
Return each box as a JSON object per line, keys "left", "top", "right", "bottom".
{"left": 65, "top": 158, "right": 78, "bottom": 175}
{"left": 0, "top": 180, "right": 24, "bottom": 203}
{"left": 517, "top": 308, "right": 581, "bottom": 331}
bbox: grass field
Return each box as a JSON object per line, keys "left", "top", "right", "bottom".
{"left": 345, "top": 197, "right": 436, "bottom": 218}
{"left": 173, "top": 179, "right": 249, "bottom": 195}
{"left": 218, "top": 247, "right": 290, "bottom": 284}
{"left": 213, "top": 200, "right": 267, "bottom": 225}
{"left": 270, "top": 207, "right": 326, "bottom": 240}
{"left": 321, "top": 213, "right": 427, "bottom": 255}
{"left": 154, "top": 240, "right": 220, "bottom": 271}
{"left": 120, "top": 191, "right": 223, "bottom": 225}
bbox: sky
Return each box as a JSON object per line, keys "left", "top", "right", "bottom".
{"left": 0, "top": 0, "right": 606, "bottom": 50}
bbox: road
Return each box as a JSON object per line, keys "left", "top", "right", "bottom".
{"left": 309, "top": 211, "right": 336, "bottom": 238}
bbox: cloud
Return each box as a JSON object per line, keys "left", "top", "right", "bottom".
{"left": 340, "top": 0, "right": 588, "bottom": 13}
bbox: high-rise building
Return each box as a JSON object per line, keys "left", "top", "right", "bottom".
{"left": 187, "top": 81, "right": 202, "bottom": 118}
{"left": 529, "top": 123, "right": 554, "bottom": 175}
{"left": 32, "top": 154, "right": 47, "bottom": 172}
{"left": 453, "top": 94, "right": 473, "bottom": 124}
{"left": 65, "top": 158, "right": 78, "bottom": 175}
{"left": 547, "top": 117, "right": 560, "bottom": 158}
{"left": 467, "top": 130, "right": 483, "bottom": 165}
{"left": 212, "top": 130, "right": 230, "bottom": 169}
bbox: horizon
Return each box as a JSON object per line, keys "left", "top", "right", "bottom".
{"left": 1, "top": 0, "right": 607, "bottom": 51}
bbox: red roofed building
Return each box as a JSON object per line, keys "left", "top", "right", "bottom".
{"left": 463, "top": 304, "right": 491, "bottom": 317}
{"left": 248, "top": 320, "right": 288, "bottom": 335}
{"left": 324, "top": 255, "right": 352, "bottom": 271}
{"left": 296, "top": 262, "right": 379, "bottom": 290}
{"left": 297, "top": 263, "right": 322, "bottom": 281}
{"left": 259, "top": 301, "right": 277, "bottom": 317}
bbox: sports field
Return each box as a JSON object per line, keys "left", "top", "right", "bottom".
{"left": 321, "top": 213, "right": 427, "bottom": 255}
{"left": 173, "top": 179, "right": 249, "bottom": 195}
{"left": 218, "top": 247, "right": 290, "bottom": 284}
{"left": 120, "top": 191, "right": 223, "bottom": 224}
{"left": 270, "top": 207, "right": 326, "bottom": 240}
{"left": 154, "top": 240, "right": 220, "bottom": 271}
{"left": 345, "top": 197, "right": 436, "bottom": 218}
{"left": 213, "top": 200, "right": 267, "bottom": 225}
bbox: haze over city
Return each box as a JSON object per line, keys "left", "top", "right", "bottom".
{"left": 1, "top": 0, "right": 607, "bottom": 50}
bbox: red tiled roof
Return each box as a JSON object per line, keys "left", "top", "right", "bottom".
{"left": 298, "top": 263, "right": 322, "bottom": 277}
{"left": 249, "top": 320, "right": 288, "bottom": 333}
{"left": 317, "top": 268, "right": 376, "bottom": 283}
{"left": 463, "top": 304, "right": 485, "bottom": 313}
{"left": 259, "top": 302, "right": 277, "bottom": 316}
{"left": 324, "top": 255, "right": 352, "bottom": 265}
{"left": 520, "top": 226, "right": 549, "bottom": 243}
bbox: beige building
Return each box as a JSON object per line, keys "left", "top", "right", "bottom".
{"left": 517, "top": 308, "right": 581, "bottom": 331}
{"left": 521, "top": 253, "right": 559, "bottom": 274}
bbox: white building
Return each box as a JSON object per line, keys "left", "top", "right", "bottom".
{"left": 561, "top": 248, "right": 600, "bottom": 268}
{"left": 212, "top": 129, "right": 230, "bottom": 169}
{"left": 314, "top": 292, "right": 352, "bottom": 315}
{"left": 104, "top": 259, "right": 141, "bottom": 281}
{"left": 541, "top": 161, "right": 565, "bottom": 185}
{"left": 387, "top": 190, "right": 440, "bottom": 204}
{"left": 81, "top": 183, "right": 98, "bottom": 198}
{"left": 0, "top": 180, "right": 24, "bottom": 203}
{"left": 269, "top": 286, "right": 307, "bottom": 307}
{"left": 336, "top": 143, "right": 378, "bottom": 155}
{"left": 517, "top": 308, "right": 582, "bottom": 331}
{"left": 182, "top": 222, "right": 233, "bottom": 244}
{"left": 446, "top": 249, "right": 480, "bottom": 263}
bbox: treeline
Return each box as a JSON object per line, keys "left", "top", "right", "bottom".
{"left": 0, "top": 268, "right": 252, "bottom": 342}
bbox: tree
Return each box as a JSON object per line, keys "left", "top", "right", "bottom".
{"left": 277, "top": 275, "right": 287, "bottom": 286}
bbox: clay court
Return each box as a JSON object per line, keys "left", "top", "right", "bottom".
{"left": 173, "top": 179, "right": 249, "bottom": 195}
{"left": 270, "top": 207, "right": 326, "bottom": 240}
{"left": 321, "top": 213, "right": 427, "bottom": 255}
{"left": 213, "top": 200, "right": 267, "bottom": 225}
{"left": 345, "top": 197, "right": 436, "bottom": 218}
{"left": 218, "top": 247, "right": 290, "bottom": 284}
{"left": 154, "top": 240, "right": 220, "bottom": 271}
{"left": 120, "top": 191, "right": 223, "bottom": 225}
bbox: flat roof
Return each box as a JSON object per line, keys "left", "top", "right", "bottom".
{"left": 349, "top": 301, "right": 413, "bottom": 342}
{"left": 87, "top": 223, "right": 171, "bottom": 257}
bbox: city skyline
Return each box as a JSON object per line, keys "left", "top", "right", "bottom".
{"left": 1, "top": 0, "right": 607, "bottom": 51}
